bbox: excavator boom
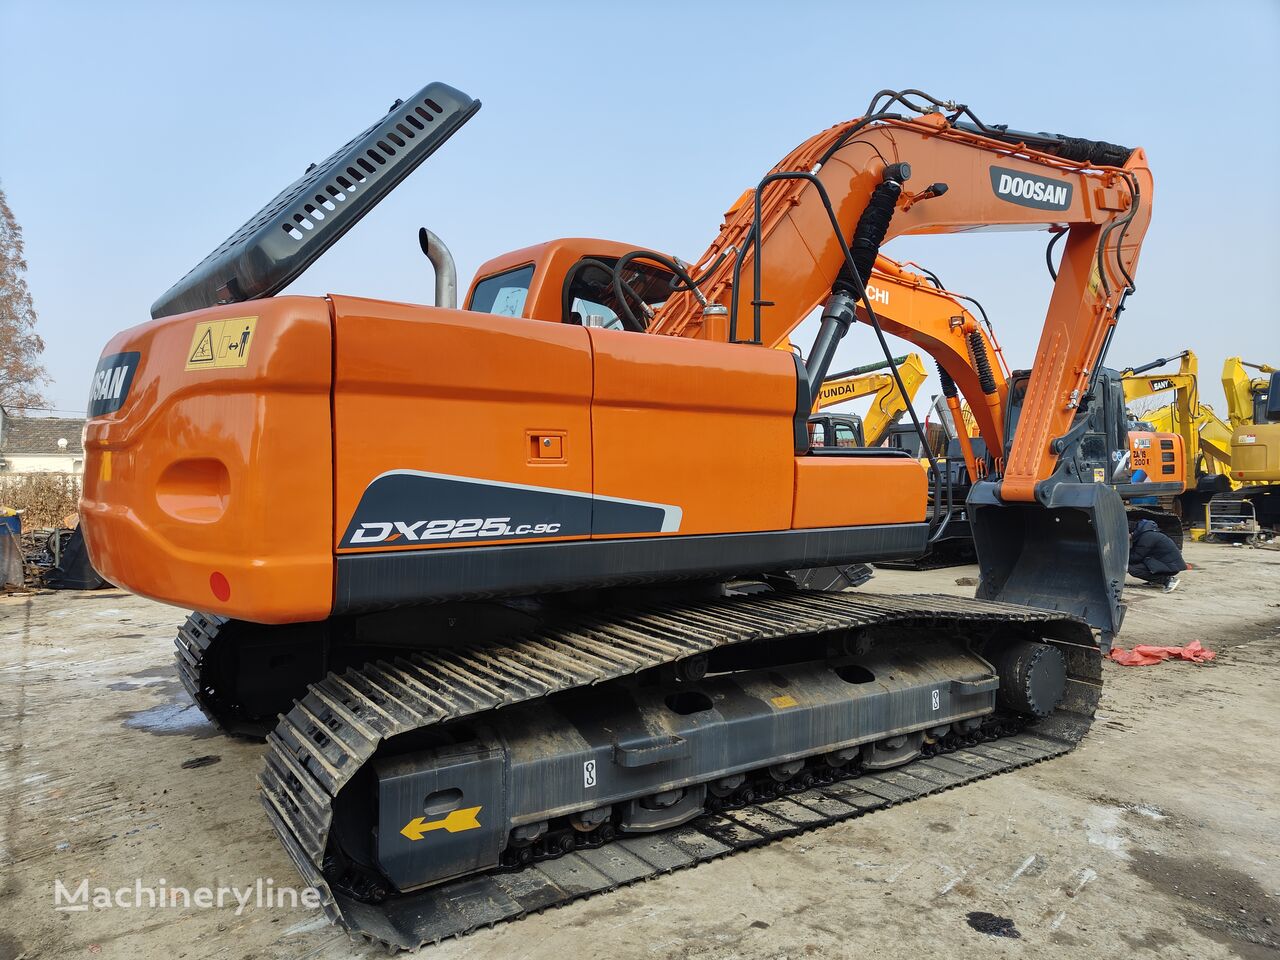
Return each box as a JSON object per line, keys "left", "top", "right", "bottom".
{"left": 807, "top": 255, "right": 1008, "bottom": 464}
{"left": 652, "top": 107, "right": 1152, "bottom": 509}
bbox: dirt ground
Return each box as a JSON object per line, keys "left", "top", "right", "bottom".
{"left": 1, "top": 541, "right": 1277, "bottom": 960}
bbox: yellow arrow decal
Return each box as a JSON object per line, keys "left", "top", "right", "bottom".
{"left": 400, "top": 806, "right": 483, "bottom": 841}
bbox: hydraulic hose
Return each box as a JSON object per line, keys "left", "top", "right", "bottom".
{"left": 1045, "top": 230, "right": 1065, "bottom": 281}
{"left": 834, "top": 180, "right": 903, "bottom": 298}
{"left": 610, "top": 250, "right": 706, "bottom": 333}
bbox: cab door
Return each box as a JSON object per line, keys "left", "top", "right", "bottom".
{"left": 587, "top": 327, "right": 797, "bottom": 536}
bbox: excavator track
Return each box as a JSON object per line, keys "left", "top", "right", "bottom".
{"left": 174, "top": 613, "right": 231, "bottom": 730}
{"left": 176, "top": 612, "right": 316, "bottom": 739}
{"left": 259, "top": 591, "right": 1099, "bottom": 951}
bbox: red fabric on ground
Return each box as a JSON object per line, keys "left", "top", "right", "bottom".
{"left": 1108, "top": 639, "right": 1216, "bottom": 666}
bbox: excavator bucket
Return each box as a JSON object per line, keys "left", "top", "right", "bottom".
{"left": 968, "top": 479, "right": 1128, "bottom": 639}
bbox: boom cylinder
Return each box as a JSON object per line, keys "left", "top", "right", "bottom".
{"left": 807, "top": 293, "right": 859, "bottom": 406}
{"left": 824, "top": 354, "right": 909, "bottom": 382}
{"left": 833, "top": 179, "right": 903, "bottom": 299}
{"left": 811, "top": 173, "right": 906, "bottom": 408}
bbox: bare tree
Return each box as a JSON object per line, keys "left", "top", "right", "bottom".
{"left": 0, "top": 182, "right": 50, "bottom": 409}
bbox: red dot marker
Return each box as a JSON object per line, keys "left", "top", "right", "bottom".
{"left": 210, "top": 571, "right": 231, "bottom": 602}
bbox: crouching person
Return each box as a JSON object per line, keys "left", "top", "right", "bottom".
{"left": 1128, "top": 518, "right": 1187, "bottom": 593}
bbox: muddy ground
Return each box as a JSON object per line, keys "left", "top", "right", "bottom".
{"left": 1, "top": 541, "right": 1277, "bottom": 960}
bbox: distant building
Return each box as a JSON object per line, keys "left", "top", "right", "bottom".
{"left": 0, "top": 407, "right": 86, "bottom": 473}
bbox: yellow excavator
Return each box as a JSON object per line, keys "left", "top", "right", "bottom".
{"left": 1121, "top": 351, "right": 1236, "bottom": 522}
{"left": 1215, "top": 356, "right": 1280, "bottom": 535}
{"left": 809, "top": 352, "right": 928, "bottom": 447}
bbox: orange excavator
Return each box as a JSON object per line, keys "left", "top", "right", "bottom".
{"left": 81, "top": 84, "right": 1151, "bottom": 949}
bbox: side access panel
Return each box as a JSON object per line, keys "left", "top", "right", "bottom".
{"left": 331, "top": 295, "right": 596, "bottom": 552}
{"left": 330, "top": 307, "right": 926, "bottom": 611}
{"left": 588, "top": 327, "right": 796, "bottom": 535}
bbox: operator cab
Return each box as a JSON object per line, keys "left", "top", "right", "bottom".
{"left": 464, "top": 239, "right": 677, "bottom": 329}
{"left": 465, "top": 239, "right": 908, "bottom": 464}
{"left": 1257, "top": 372, "right": 1280, "bottom": 423}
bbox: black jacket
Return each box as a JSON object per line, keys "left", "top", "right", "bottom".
{"left": 1129, "top": 519, "right": 1187, "bottom": 575}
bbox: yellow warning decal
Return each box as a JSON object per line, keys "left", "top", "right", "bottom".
{"left": 770, "top": 694, "right": 798, "bottom": 709}
{"left": 185, "top": 317, "right": 257, "bottom": 371}
{"left": 1087, "top": 260, "right": 1102, "bottom": 297}
{"left": 400, "top": 806, "right": 482, "bottom": 841}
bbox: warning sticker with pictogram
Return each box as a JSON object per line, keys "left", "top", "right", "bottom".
{"left": 185, "top": 317, "right": 258, "bottom": 371}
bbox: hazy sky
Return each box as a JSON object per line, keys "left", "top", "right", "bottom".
{"left": 2, "top": 0, "right": 1276, "bottom": 419}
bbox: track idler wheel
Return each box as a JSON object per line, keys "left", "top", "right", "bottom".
{"left": 988, "top": 640, "right": 1066, "bottom": 718}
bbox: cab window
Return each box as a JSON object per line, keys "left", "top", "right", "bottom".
{"left": 469, "top": 265, "right": 535, "bottom": 317}
{"left": 1256, "top": 378, "right": 1276, "bottom": 423}
{"left": 808, "top": 421, "right": 829, "bottom": 446}
{"left": 834, "top": 422, "right": 860, "bottom": 447}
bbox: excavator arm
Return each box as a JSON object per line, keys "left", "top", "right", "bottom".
{"left": 856, "top": 256, "right": 1008, "bottom": 479}
{"left": 851, "top": 354, "right": 925, "bottom": 448}
{"left": 1222, "top": 356, "right": 1278, "bottom": 428}
{"left": 653, "top": 102, "right": 1151, "bottom": 509}
{"left": 798, "top": 251, "right": 1010, "bottom": 484}
{"left": 812, "top": 355, "right": 906, "bottom": 412}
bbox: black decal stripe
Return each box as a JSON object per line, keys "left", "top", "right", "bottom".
{"left": 333, "top": 523, "right": 928, "bottom": 613}
{"left": 591, "top": 495, "right": 675, "bottom": 535}
{"left": 341, "top": 471, "right": 682, "bottom": 547}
